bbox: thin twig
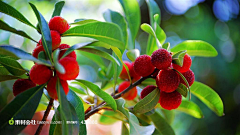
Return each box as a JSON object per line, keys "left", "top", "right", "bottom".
{"left": 35, "top": 98, "right": 54, "bottom": 135}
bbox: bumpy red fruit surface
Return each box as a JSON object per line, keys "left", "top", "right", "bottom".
{"left": 118, "top": 81, "right": 137, "bottom": 100}
{"left": 130, "top": 62, "right": 141, "bottom": 81}
{"left": 151, "top": 49, "right": 172, "bottom": 70}
{"left": 49, "top": 16, "right": 70, "bottom": 34}
{"left": 156, "top": 69, "right": 180, "bottom": 93}
{"left": 46, "top": 76, "right": 69, "bottom": 99}
{"left": 134, "top": 55, "right": 155, "bottom": 77}
{"left": 50, "top": 30, "right": 61, "bottom": 50}
{"left": 58, "top": 44, "right": 76, "bottom": 60}
{"left": 140, "top": 85, "right": 157, "bottom": 99}
{"left": 13, "top": 79, "right": 36, "bottom": 96}
{"left": 180, "top": 69, "right": 195, "bottom": 86}
{"left": 30, "top": 64, "right": 53, "bottom": 85}
{"left": 173, "top": 54, "right": 192, "bottom": 73}
{"left": 56, "top": 57, "right": 79, "bottom": 80}
{"left": 32, "top": 45, "right": 44, "bottom": 58}
{"left": 159, "top": 91, "right": 182, "bottom": 110}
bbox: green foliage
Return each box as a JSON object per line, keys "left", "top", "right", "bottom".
{"left": 176, "top": 83, "right": 188, "bottom": 98}
{"left": 52, "top": 49, "right": 65, "bottom": 74}
{"left": 172, "top": 50, "right": 187, "bottom": 67}
{"left": 0, "top": 57, "right": 26, "bottom": 76}
{"left": 52, "top": 1, "right": 65, "bottom": 17}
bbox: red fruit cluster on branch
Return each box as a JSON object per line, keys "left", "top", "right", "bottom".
{"left": 132, "top": 48, "right": 195, "bottom": 110}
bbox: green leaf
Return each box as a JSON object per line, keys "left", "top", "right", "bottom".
{"left": 156, "top": 108, "right": 175, "bottom": 125}
{"left": 173, "top": 69, "right": 190, "bottom": 99}
{"left": 99, "top": 110, "right": 123, "bottom": 125}
{"left": 52, "top": 1, "right": 65, "bottom": 17}
{"left": 172, "top": 50, "right": 187, "bottom": 67}
{"left": 176, "top": 100, "right": 204, "bottom": 119}
{"left": 71, "top": 19, "right": 97, "bottom": 25}
{"left": 0, "top": 45, "right": 51, "bottom": 66}
{"left": 171, "top": 40, "right": 218, "bottom": 57}
{"left": 61, "top": 42, "right": 91, "bottom": 59}
{"left": 0, "top": 75, "right": 20, "bottom": 82}
{"left": 122, "top": 123, "right": 130, "bottom": 135}
{"left": 162, "top": 42, "right": 170, "bottom": 51}
{"left": 141, "top": 23, "right": 161, "bottom": 48}
{"left": 191, "top": 81, "right": 224, "bottom": 116}
{"left": 155, "top": 17, "right": 166, "bottom": 45}
{"left": 119, "top": 0, "right": 140, "bottom": 49}
{"left": 0, "top": 57, "right": 26, "bottom": 76}
{"left": 116, "top": 99, "right": 155, "bottom": 135}
{"left": 146, "top": 0, "right": 161, "bottom": 26}
{"left": 0, "top": 64, "right": 10, "bottom": 75}
{"left": 103, "top": 9, "right": 128, "bottom": 48}
{"left": 52, "top": 49, "right": 65, "bottom": 74}
{"left": 76, "top": 79, "right": 117, "bottom": 111}
{"left": 126, "top": 49, "right": 140, "bottom": 62}
{"left": 69, "top": 86, "right": 87, "bottom": 95}
{"left": 0, "top": 20, "right": 37, "bottom": 42}
{"left": 29, "top": 3, "right": 53, "bottom": 63}
{"left": 49, "top": 108, "right": 62, "bottom": 135}
{"left": 56, "top": 79, "right": 79, "bottom": 135}
{"left": 0, "top": 1, "right": 36, "bottom": 28}
{"left": 0, "top": 85, "right": 44, "bottom": 134}
{"left": 79, "top": 47, "right": 120, "bottom": 66}
{"left": 176, "top": 83, "right": 188, "bottom": 98}
{"left": 62, "top": 21, "right": 124, "bottom": 50}
{"left": 149, "top": 111, "right": 175, "bottom": 135}
{"left": 133, "top": 88, "right": 160, "bottom": 114}
{"left": 67, "top": 90, "right": 87, "bottom": 135}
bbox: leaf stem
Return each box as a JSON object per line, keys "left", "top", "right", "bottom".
{"left": 35, "top": 98, "right": 54, "bottom": 135}
{"left": 85, "top": 69, "right": 159, "bottom": 120}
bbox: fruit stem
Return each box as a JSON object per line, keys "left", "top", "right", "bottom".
{"left": 85, "top": 69, "right": 159, "bottom": 120}
{"left": 35, "top": 98, "right": 54, "bottom": 135}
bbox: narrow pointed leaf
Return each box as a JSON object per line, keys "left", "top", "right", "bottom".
{"left": 171, "top": 40, "right": 218, "bottom": 57}
{"left": 0, "top": 1, "right": 36, "bottom": 28}
{"left": 76, "top": 79, "right": 117, "bottom": 111}
{"left": 0, "top": 20, "right": 37, "bottom": 42}
{"left": 52, "top": 1, "right": 65, "bottom": 17}
{"left": 162, "top": 42, "right": 170, "bottom": 51}
{"left": 62, "top": 21, "right": 124, "bottom": 50}
{"left": 176, "top": 100, "right": 204, "bottom": 118}
{"left": 0, "top": 85, "right": 44, "bottom": 134}
{"left": 176, "top": 83, "right": 188, "bottom": 98}
{"left": 126, "top": 49, "right": 140, "bottom": 62}
{"left": 191, "top": 81, "right": 224, "bottom": 116}
{"left": 30, "top": 3, "right": 53, "bottom": 63}
{"left": 146, "top": 0, "right": 161, "bottom": 25}
{"left": 134, "top": 88, "right": 160, "bottom": 114}
{"left": 172, "top": 50, "right": 187, "bottom": 67}
{"left": 141, "top": 23, "right": 161, "bottom": 48}
{"left": 61, "top": 42, "right": 91, "bottom": 59}
{"left": 71, "top": 19, "right": 97, "bottom": 25}
{"left": 0, "top": 57, "right": 26, "bottom": 76}
{"left": 53, "top": 49, "right": 65, "bottom": 74}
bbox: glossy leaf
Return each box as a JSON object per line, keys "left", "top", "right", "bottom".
{"left": 134, "top": 88, "right": 160, "bottom": 114}
{"left": 52, "top": 1, "right": 65, "bottom": 17}
{"left": 149, "top": 111, "right": 175, "bottom": 135}
{"left": 116, "top": 99, "right": 155, "bottom": 135}
{"left": 122, "top": 123, "right": 130, "bottom": 135}
{"left": 103, "top": 9, "right": 128, "bottom": 48}
{"left": 30, "top": 3, "right": 53, "bottom": 63}
{"left": 146, "top": 0, "right": 161, "bottom": 25}
{"left": 156, "top": 108, "right": 175, "bottom": 125}
{"left": 76, "top": 79, "right": 117, "bottom": 111}
{"left": 176, "top": 100, "right": 204, "bottom": 119}
{"left": 56, "top": 79, "right": 79, "bottom": 135}
{"left": 162, "top": 42, "right": 170, "bottom": 51}
{"left": 0, "top": 85, "right": 44, "bottom": 134}
{"left": 79, "top": 47, "right": 120, "bottom": 66}
{"left": 0, "top": 45, "right": 51, "bottom": 66}
{"left": 0, "top": 64, "right": 10, "bottom": 75}
{"left": 0, "top": 57, "right": 26, "bottom": 76}
{"left": 126, "top": 49, "right": 140, "bottom": 62}
{"left": 176, "top": 83, "right": 188, "bottom": 98}
{"left": 71, "top": 19, "right": 97, "bottom": 25}
{"left": 141, "top": 23, "right": 161, "bottom": 48}
{"left": 67, "top": 90, "right": 87, "bottom": 135}
{"left": 155, "top": 17, "right": 166, "bottom": 45}
{"left": 172, "top": 50, "right": 187, "bottom": 67}
{"left": 52, "top": 49, "right": 65, "bottom": 74}
{"left": 61, "top": 42, "right": 90, "bottom": 59}
{"left": 191, "top": 81, "right": 224, "bottom": 116}
{"left": 0, "top": 1, "right": 36, "bottom": 28}
{"left": 119, "top": 0, "right": 140, "bottom": 49}
{"left": 0, "top": 75, "right": 20, "bottom": 82}
{"left": 69, "top": 86, "right": 87, "bottom": 95}
{"left": 0, "top": 20, "right": 37, "bottom": 42}
{"left": 171, "top": 40, "right": 218, "bottom": 57}
{"left": 173, "top": 69, "right": 190, "bottom": 99}
{"left": 62, "top": 21, "right": 124, "bottom": 50}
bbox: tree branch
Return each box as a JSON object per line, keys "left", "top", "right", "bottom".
{"left": 35, "top": 98, "right": 54, "bottom": 135}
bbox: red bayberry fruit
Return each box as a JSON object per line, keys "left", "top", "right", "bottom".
{"left": 58, "top": 44, "right": 76, "bottom": 60}
{"left": 180, "top": 69, "right": 195, "bottom": 86}
{"left": 13, "top": 79, "right": 36, "bottom": 96}
{"left": 32, "top": 45, "right": 44, "bottom": 58}
{"left": 50, "top": 30, "right": 61, "bottom": 50}
{"left": 49, "top": 16, "right": 70, "bottom": 34}
{"left": 120, "top": 61, "right": 132, "bottom": 80}
{"left": 56, "top": 57, "right": 79, "bottom": 80}
{"left": 156, "top": 69, "right": 180, "bottom": 93}
{"left": 118, "top": 81, "right": 137, "bottom": 100}
{"left": 151, "top": 49, "right": 172, "bottom": 70}
{"left": 30, "top": 64, "right": 53, "bottom": 85}
{"left": 173, "top": 54, "right": 192, "bottom": 73}
{"left": 46, "top": 76, "right": 69, "bottom": 99}
{"left": 140, "top": 85, "right": 157, "bottom": 99}
{"left": 159, "top": 91, "right": 182, "bottom": 110}
{"left": 130, "top": 62, "right": 141, "bottom": 81}
{"left": 133, "top": 55, "right": 155, "bottom": 77}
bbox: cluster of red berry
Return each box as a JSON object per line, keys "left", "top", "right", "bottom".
{"left": 118, "top": 48, "right": 195, "bottom": 110}
{"left": 13, "top": 16, "right": 79, "bottom": 100}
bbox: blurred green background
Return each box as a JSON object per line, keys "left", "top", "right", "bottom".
{"left": 0, "top": 0, "right": 239, "bottom": 135}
